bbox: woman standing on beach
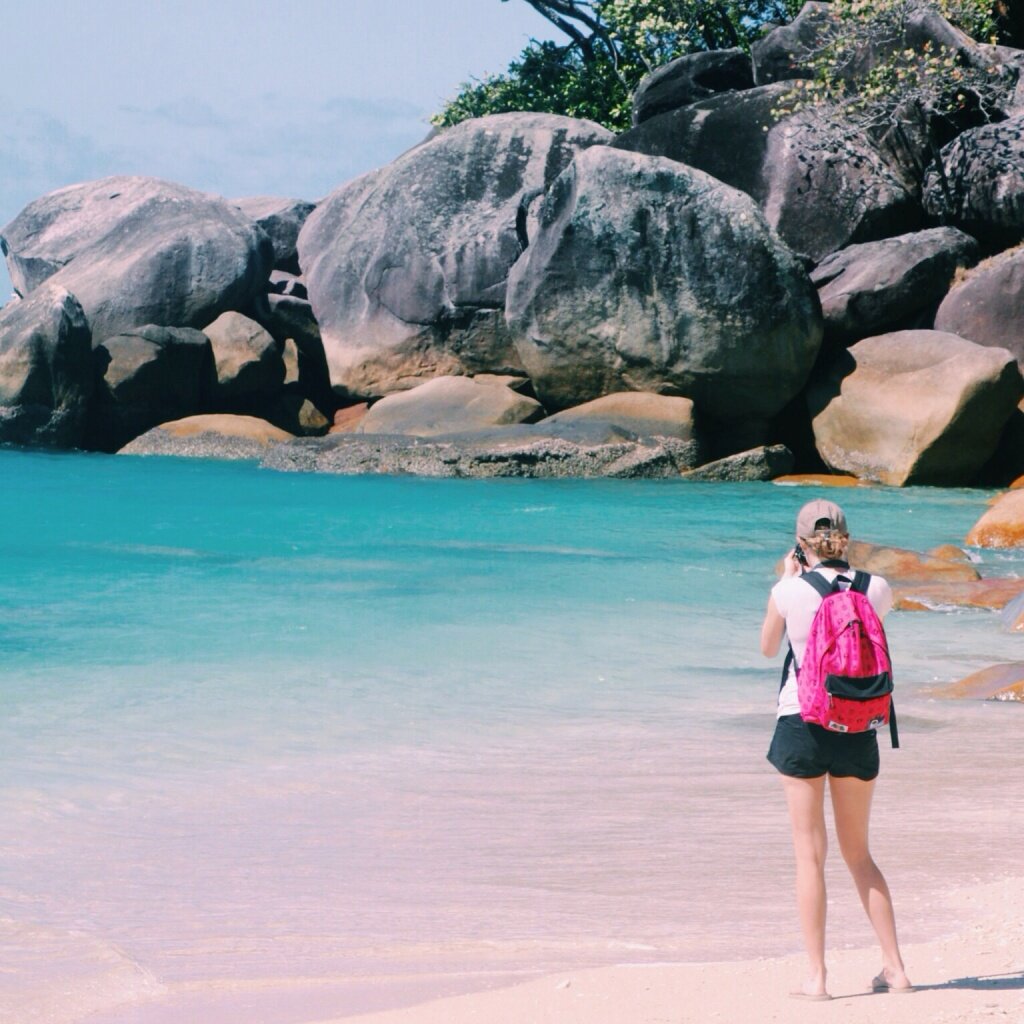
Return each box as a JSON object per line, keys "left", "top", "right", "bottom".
{"left": 760, "top": 499, "right": 913, "bottom": 1000}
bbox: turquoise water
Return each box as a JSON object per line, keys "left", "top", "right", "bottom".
{"left": 1, "top": 449, "right": 1022, "bottom": 1022}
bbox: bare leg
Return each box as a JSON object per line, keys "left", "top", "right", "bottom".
{"left": 781, "top": 775, "right": 829, "bottom": 996}
{"left": 829, "top": 774, "right": 911, "bottom": 990}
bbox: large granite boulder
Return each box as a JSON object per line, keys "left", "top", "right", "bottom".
{"left": 232, "top": 196, "right": 315, "bottom": 275}
{"left": 355, "top": 375, "right": 543, "bottom": 437}
{"left": 0, "top": 285, "right": 93, "bottom": 447}
{"left": 506, "top": 146, "right": 822, "bottom": 418}
{"left": 811, "top": 228, "right": 979, "bottom": 343}
{"left": 934, "top": 246, "right": 1024, "bottom": 368}
{"left": 631, "top": 48, "right": 753, "bottom": 125}
{"left": 540, "top": 392, "right": 696, "bottom": 441}
{"left": 88, "top": 325, "right": 217, "bottom": 451}
{"left": 924, "top": 115, "right": 1024, "bottom": 245}
{"left": 751, "top": 2, "right": 834, "bottom": 85}
{"left": 203, "top": 311, "right": 284, "bottom": 403}
{"left": 808, "top": 330, "right": 1022, "bottom": 485}
{"left": 297, "top": 113, "right": 613, "bottom": 400}
{"left": 614, "top": 83, "right": 919, "bottom": 261}
{"left": 0, "top": 176, "right": 272, "bottom": 344}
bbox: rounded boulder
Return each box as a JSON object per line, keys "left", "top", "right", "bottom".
{"left": 0, "top": 284, "right": 93, "bottom": 447}
{"left": 355, "top": 375, "right": 544, "bottom": 438}
{"left": 809, "top": 330, "right": 1023, "bottom": 486}
{"left": 965, "top": 488, "right": 1024, "bottom": 547}
{"left": 203, "top": 311, "right": 284, "bottom": 402}
{"left": 297, "top": 113, "right": 613, "bottom": 400}
{"left": 506, "top": 146, "right": 822, "bottom": 418}
{"left": 0, "top": 176, "right": 272, "bottom": 345}
{"left": 811, "top": 228, "right": 979, "bottom": 344}
{"left": 934, "top": 246, "right": 1024, "bottom": 370}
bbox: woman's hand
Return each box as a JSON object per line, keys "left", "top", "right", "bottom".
{"left": 782, "top": 549, "right": 803, "bottom": 578}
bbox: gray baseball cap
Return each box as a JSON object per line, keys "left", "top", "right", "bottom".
{"left": 796, "top": 499, "right": 848, "bottom": 538}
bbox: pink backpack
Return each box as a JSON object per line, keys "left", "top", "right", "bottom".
{"left": 793, "top": 570, "right": 898, "bottom": 747}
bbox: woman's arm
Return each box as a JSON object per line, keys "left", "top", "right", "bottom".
{"left": 761, "top": 550, "right": 800, "bottom": 658}
{"left": 760, "top": 595, "right": 786, "bottom": 658}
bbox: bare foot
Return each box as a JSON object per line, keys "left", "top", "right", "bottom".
{"left": 790, "top": 978, "right": 831, "bottom": 1001}
{"left": 871, "top": 966, "right": 913, "bottom": 993}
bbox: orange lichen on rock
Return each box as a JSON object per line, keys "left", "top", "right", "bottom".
{"left": 893, "top": 577, "right": 1024, "bottom": 610}
{"left": 330, "top": 403, "right": 370, "bottom": 434}
{"left": 928, "top": 662, "right": 1024, "bottom": 701}
{"left": 965, "top": 490, "right": 1024, "bottom": 547}
{"left": 928, "top": 544, "right": 971, "bottom": 562}
{"left": 847, "top": 540, "right": 979, "bottom": 583}
{"left": 773, "top": 474, "right": 868, "bottom": 487}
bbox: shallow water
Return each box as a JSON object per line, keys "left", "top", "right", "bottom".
{"left": 1, "top": 450, "right": 1022, "bottom": 1022}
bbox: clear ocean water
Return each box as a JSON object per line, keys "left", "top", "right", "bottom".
{"left": 1, "top": 448, "right": 1022, "bottom": 1023}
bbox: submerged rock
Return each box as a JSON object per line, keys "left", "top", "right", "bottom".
{"left": 846, "top": 540, "right": 979, "bottom": 583}
{"left": 506, "top": 146, "right": 822, "bottom": 418}
{"left": 893, "top": 577, "right": 1024, "bottom": 610}
{"left": 772, "top": 473, "right": 869, "bottom": 488}
{"left": 261, "top": 427, "right": 700, "bottom": 479}
{"left": 927, "top": 662, "right": 1024, "bottom": 701}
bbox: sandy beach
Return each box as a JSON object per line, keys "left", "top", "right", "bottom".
{"left": 323, "top": 875, "right": 1024, "bottom": 1024}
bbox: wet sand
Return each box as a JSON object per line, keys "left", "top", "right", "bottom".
{"left": 329, "top": 874, "right": 1024, "bottom": 1024}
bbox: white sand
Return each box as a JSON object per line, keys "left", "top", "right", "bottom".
{"left": 315, "top": 875, "right": 1024, "bottom": 1024}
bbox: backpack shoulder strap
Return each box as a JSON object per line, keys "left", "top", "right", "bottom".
{"left": 800, "top": 571, "right": 836, "bottom": 599}
{"left": 850, "top": 570, "right": 871, "bottom": 595}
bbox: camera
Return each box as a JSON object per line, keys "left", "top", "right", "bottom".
{"left": 793, "top": 545, "right": 808, "bottom": 566}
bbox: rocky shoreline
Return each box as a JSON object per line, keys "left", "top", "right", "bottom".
{"left": 3, "top": 3, "right": 1024, "bottom": 495}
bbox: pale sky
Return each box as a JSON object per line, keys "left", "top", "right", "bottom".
{"left": 0, "top": 0, "right": 565, "bottom": 300}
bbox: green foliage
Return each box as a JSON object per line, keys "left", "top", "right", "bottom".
{"left": 433, "top": 40, "right": 634, "bottom": 130}
{"left": 778, "top": 0, "right": 1006, "bottom": 130}
{"left": 432, "top": 1, "right": 805, "bottom": 133}
{"left": 773, "top": 0, "right": 1010, "bottom": 216}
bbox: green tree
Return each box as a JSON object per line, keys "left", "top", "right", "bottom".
{"left": 433, "top": 0, "right": 804, "bottom": 132}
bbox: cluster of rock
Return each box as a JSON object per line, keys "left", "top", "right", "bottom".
{"left": 4, "top": 2, "right": 1024, "bottom": 484}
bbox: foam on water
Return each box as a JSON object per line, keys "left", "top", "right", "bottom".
{"left": 1, "top": 450, "right": 1022, "bottom": 1022}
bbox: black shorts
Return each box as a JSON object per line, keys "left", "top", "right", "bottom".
{"left": 767, "top": 714, "right": 879, "bottom": 781}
